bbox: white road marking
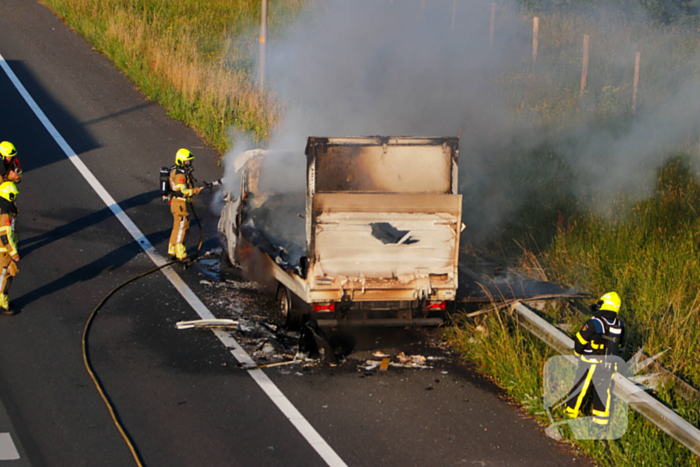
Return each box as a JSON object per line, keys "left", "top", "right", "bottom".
{"left": 0, "top": 53, "right": 348, "bottom": 467}
{"left": 0, "top": 433, "right": 19, "bottom": 460}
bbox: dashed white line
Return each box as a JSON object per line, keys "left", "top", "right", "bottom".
{"left": 0, "top": 53, "right": 348, "bottom": 467}
{"left": 0, "top": 433, "right": 19, "bottom": 461}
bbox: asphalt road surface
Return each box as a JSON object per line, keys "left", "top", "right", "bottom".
{"left": 0, "top": 1, "right": 596, "bottom": 466}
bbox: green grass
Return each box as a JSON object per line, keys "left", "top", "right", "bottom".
{"left": 546, "top": 156, "right": 700, "bottom": 387}
{"left": 40, "top": 0, "right": 307, "bottom": 152}
{"left": 503, "top": 11, "right": 700, "bottom": 134}
{"left": 446, "top": 305, "right": 700, "bottom": 466}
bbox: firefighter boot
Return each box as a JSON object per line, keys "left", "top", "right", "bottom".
{"left": 565, "top": 406, "right": 579, "bottom": 419}
{"left": 168, "top": 244, "right": 176, "bottom": 258}
{"left": 0, "top": 294, "right": 15, "bottom": 316}
{"left": 174, "top": 243, "right": 187, "bottom": 261}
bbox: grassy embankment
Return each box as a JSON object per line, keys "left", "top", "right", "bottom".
{"left": 40, "top": 1, "right": 700, "bottom": 465}
{"left": 452, "top": 9, "right": 700, "bottom": 467}
{"left": 40, "top": 0, "right": 307, "bottom": 151}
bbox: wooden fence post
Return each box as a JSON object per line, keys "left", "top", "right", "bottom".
{"left": 579, "top": 34, "right": 589, "bottom": 100}
{"left": 533, "top": 17, "right": 539, "bottom": 64}
{"left": 632, "top": 51, "right": 641, "bottom": 115}
{"left": 258, "top": 0, "right": 268, "bottom": 88}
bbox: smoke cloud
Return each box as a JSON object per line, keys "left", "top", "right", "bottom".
{"left": 220, "top": 0, "right": 700, "bottom": 250}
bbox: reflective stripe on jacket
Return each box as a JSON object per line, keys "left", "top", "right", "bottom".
{"left": 0, "top": 213, "right": 17, "bottom": 257}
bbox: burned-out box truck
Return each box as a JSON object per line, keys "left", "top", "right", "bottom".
{"left": 218, "top": 136, "right": 462, "bottom": 327}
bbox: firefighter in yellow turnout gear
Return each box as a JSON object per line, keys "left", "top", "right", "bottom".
{"left": 0, "top": 182, "right": 19, "bottom": 315}
{"left": 565, "top": 292, "right": 626, "bottom": 426}
{"left": 168, "top": 149, "right": 201, "bottom": 260}
{"left": 0, "top": 142, "right": 22, "bottom": 184}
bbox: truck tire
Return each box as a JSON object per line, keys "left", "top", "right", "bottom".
{"left": 276, "top": 284, "right": 302, "bottom": 330}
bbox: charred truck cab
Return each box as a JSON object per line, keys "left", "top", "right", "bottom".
{"left": 218, "top": 136, "right": 463, "bottom": 328}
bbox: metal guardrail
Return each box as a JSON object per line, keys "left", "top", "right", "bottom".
{"left": 513, "top": 303, "right": 700, "bottom": 456}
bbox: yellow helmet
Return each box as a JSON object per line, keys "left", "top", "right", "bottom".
{"left": 175, "top": 148, "right": 194, "bottom": 166}
{"left": 598, "top": 292, "right": 621, "bottom": 313}
{"left": 0, "top": 182, "right": 18, "bottom": 203}
{"left": 0, "top": 142, "right": 17, "bottom": 160}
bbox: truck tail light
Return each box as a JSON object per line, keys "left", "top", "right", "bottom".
{"left": 424, "top": 301, "right": 446, "bottom": 310}
{"left": 312, "top": 302, "right": 335, "bottom": 313}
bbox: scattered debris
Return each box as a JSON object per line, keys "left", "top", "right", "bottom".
{"left": 238, "top": 319, "right": 267, "bottom": 336}
{"left": 355, "top": 352, "right": 437, "bottom": 372}
{"left": 390, "top": 362, "right": 433, "bottom": 370}
{"left": 358, "top": 360, "right": 382, "bottom": 371}
{"left": 195, "top": 262, "right": 220, "bottom": 281}
{"left": 396, "top": 352, "right": 427, "bottom": 366}
{"left": 176, "top": 319, "right": 238, "bottom": 330}
{"left": 221, "top": 279, "right": 265, "bottom": 291}
{"left": 188, "top": 253, "right": 222, "bottom": 281}
{"left": 299, "top": 320, "right": 342, "bottom": 364}
{"left": 191, "top": 254, "right": 450, "bottom": 371}
{"left": 254, "top": 359, "right": 301, "bottom": 370}
{"left": 385, "top": 352, "right": 433, "bottom": 369}
{"left": 379, "top": 357, "right": 391, "bottom": 371}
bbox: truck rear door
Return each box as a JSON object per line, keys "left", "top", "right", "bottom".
{"left": 305, "top": 137, "right": 462, "bottom": 303}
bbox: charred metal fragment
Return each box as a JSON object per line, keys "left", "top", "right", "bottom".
{"left": 299, "top": 320, "right": 340, "bottom": 364}
{"left": 456, "top": 263, "right": 583, "bottom": 302}
{"left": 240, "top": 224, "right": 306, "bottom": 278}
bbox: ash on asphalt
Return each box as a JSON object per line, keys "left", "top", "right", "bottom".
{"left": 181, "top": 249, "right": 597, "bottom": 467}
{"left": 190, "top": 249, "right": 463, "bottom": 376}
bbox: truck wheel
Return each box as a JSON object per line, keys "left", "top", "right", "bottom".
{"left": 276, "top": 285, "right": 302, "bottom": 330}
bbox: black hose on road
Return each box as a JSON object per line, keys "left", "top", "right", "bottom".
{"left": 82, "top": 198, "right": 205, "bottom": 466}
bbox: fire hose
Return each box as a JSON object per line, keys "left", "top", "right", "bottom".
{"left": 81, "top": 186, "right": 211, "bottom": 466}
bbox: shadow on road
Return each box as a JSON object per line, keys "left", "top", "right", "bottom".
{"left": 14, "top": 233, "right": 168, "bottom": 310}
{"left": 19, "top": 190, "right": 161, "bottom": 257}
{"left": 1, "top": 60, "right": 99, "bottom": 173}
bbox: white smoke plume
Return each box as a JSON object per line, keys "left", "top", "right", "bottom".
{"left": 220, "top": 0, "right": 700, "bottom": 248}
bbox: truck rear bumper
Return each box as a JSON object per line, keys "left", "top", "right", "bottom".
{"left": 315, "top": 317, "right": 443, "bottom": 327}
{"left": 311, "top": 304, "right": 446, "bottom": 327}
